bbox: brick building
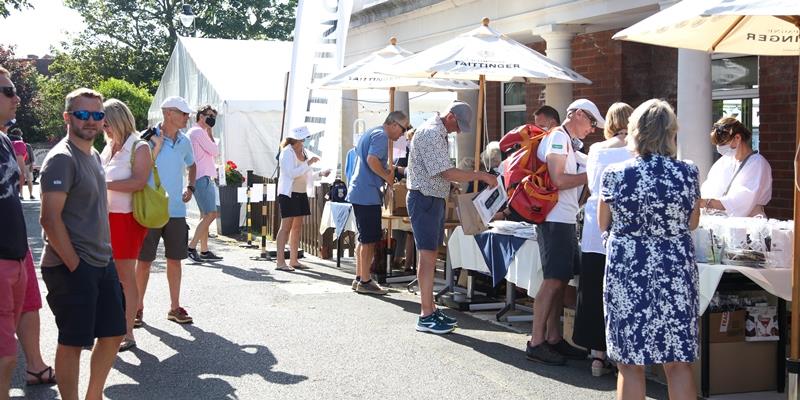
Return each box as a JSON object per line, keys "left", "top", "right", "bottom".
{"left": 345, "top": 0, "right": 798, "bottom": 219}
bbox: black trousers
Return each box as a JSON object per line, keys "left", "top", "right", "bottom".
{"left": 572, "top": 252, "right": 607, "bottom": 351}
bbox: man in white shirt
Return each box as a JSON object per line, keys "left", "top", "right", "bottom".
{"left": 526, "top": 99, "right": 604, "bottom": 365}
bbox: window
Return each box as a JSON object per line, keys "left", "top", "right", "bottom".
{"left": 502, "top": 82, "right": 526, "bottom": 135}
{"left": 711, "top": 55, "right": 760, "bottom": 150}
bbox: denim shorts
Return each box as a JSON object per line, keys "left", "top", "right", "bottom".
{"left": 407, "top": 190, "right": 445, "bottom": 251}
{"left": 42, "top": 259, "right": 126, "bottom": 346}
{"left": 194, "top": 176, "right": 217, "bottom": 215}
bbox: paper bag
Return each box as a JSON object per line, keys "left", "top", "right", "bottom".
{"left": 456, "top": 192, "right": 488, "bottom": 235}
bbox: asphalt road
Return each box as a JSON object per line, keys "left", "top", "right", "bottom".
{"left": 11, "top": 191, "right": 671, "bottom": 400}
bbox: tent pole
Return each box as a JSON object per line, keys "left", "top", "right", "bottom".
{"left": 472, "top": 75, "right": 486, "bottom": 190}
{"left": 273, "top": 71, "right": 291, "bottom": 236}
{"left": 789, "top": 28, "right": 800, "bottom": 399}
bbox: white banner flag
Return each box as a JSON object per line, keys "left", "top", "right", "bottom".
{"left": 284, "top": 0, "right": 353, "bottom": 179}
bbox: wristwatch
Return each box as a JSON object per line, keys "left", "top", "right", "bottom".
{"left": 187, "top": 185, "right": 195, "bottom": 193}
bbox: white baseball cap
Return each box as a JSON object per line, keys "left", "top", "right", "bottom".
{"left": 288, "top": 126, "right": 311, "bottom": 140}
{"left": 567, "top": 99, "right": 605, "bottom": 129}
{"left": 160, "top": 96, "right": 192, "bottom": 114}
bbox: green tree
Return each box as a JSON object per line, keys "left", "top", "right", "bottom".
{"left": 0, "top": 0, "right": 31, "bottom": 18}
{"left": 62, "top": 0, "right": 297, "bottom": 91}
{"left": 96, "top": 78, "right": 152, "bottom": 131}
{"left": 0, "top": 45, "right": 47, "bottom": 142}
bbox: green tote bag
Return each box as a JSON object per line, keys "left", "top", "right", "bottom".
{"left": 130, "top": 140, "right": 169, "bottom": 229}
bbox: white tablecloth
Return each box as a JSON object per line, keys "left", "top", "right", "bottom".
{"left": 447, "top": 226, "right": 547, "bottom": 298}
{"left": 319, "top": 202, "right": 412, "bottom": 235}
{"left": 447, "top": 227, "right": 792, "bottom": 313}
{"left": 319, "top": 202, "right": 357, "bottom": 235}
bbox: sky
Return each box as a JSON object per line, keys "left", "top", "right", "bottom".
{"left": 0, "top": 0, "right": 84, "bottom": 57}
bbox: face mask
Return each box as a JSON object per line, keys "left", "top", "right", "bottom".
{"left": 716, "top": 143, "right": 736, "bottom": 157}
{"left": 205, "top": 116, "right": 216, "bottom": 127}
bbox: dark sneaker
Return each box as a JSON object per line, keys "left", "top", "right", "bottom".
{"left": 526, "top": 342, "right": 566, "bottom": 366}
{"left": 355, "top": 280, "right": 388, "bottom": 295}
{"left": 133, "top": 309, "right": 143, "bottom": 328}
{"left": 167, "top": 307, "right": 194, "bottom": 324}
{"left": 434, "top": 308, "right": 457, "bottom": 326}
{"left": 416, "top": 313, "right": 455, "bottom": 334}
{"left": 550, "top": 340, "right": 588, "bottom": 360}
{"left": 201, "top": 250, "right": 223, "bottom": 261}
{"left": 187, "top": 248, "right": 203, "bottom": 263}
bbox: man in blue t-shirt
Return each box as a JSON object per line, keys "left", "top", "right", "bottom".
{"left": 346, "top": 111, "right": 408, "bottom": 295}
{"left": 136, "top": 96, "right": 197, "bottom": 326}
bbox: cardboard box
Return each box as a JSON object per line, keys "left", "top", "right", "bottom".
{"left": 745, "top": 305, "right": 779, "bottom": 341}
{"left": 383, "top": 183, "right": 408, "bottom": 216}
{"left": 454, "top": 192, "right": 488, "bottom": 235}
{"left": 562, "top": 307, "right": 584, "bottom": 350}
{"left": 709, "top": 310, "right": 746, "bottom": 343}
{"left": 653, "top": 341, "right": 777, "bottom": 396}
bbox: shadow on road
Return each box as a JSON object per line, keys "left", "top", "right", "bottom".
{"left": 189, "top": 260, "right": 290, "bottom": 283}
{"left": 105, "top": 324, "right": 307, "bottom": 399}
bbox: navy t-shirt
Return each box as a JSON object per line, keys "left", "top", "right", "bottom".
{"left": 0, "top": 132, "right": 27, "bottom": 260}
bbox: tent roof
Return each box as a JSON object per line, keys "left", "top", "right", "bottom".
{"left": 157, "top": 37, "right": 293, "bottom": 113}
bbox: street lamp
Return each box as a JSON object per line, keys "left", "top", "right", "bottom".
{"left": 179, "top": 4, "right": 196, "bottom": 36}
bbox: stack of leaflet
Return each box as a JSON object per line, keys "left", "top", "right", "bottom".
{"left": 488, "top": 220, "right": 537, "bottom": 240}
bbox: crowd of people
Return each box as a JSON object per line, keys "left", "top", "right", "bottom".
{"left": 319, "top": 94, "right": 772, "bottom": 399}
{"left": 0, "top": 56, "right": 778, "bottom": 400}
{"left": 0, "top": 65, "right": 232, "bottom": 400}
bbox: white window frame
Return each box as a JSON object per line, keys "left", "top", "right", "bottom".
{"left": 501, "top": 82, "right": 527, "bottom": 134}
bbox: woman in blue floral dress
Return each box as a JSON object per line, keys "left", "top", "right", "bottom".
{"left": 598, "top": 99, "right": 701, "bottom": 399}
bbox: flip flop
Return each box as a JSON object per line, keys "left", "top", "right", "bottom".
{"left": 275, "top": 265, "right": 295, "bottom": 272}
{"left": 119, "top": 338, "right": 137, "bottom": 352}
{"left": 290, "top": 263, "right": 309, "bottom": 270}
{"left": 26, "top": 366, "right": 56, "bottom": 385}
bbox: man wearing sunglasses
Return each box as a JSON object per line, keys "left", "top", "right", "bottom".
{"left": 525, "top": 98, "right": 604, "bottom": 365}
{"left": 136, "top": 96, "right": 197, "bottom": 326}
{"left": 346, "top": 110, "right": 409, "bottom": 295}
{"left": 39, "top": 88, "right": 126, "bottom": 400}
{"left": 0, "top": 66, "right": 29, "bottom": 400}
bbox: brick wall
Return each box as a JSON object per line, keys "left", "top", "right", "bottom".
{"left": 759, "top": 56, "right": 799, "bottom": 220}
{"left": 486, "top": 30, "right": 795, "bottom": 221}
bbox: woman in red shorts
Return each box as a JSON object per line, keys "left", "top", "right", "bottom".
{"left": 100, "top": 99, "right": 161, "bottom": 351}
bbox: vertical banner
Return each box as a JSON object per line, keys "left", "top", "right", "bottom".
{"left": 284, "top": 0, "right": 353, "bottom": 181}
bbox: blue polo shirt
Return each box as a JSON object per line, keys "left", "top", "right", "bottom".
{"left": 149, "top": 125, "right": 195, "bottom": 217}
{"left": 346, "top": 126, "right": 388, "bottom": 206}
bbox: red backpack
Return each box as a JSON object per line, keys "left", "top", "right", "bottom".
{"left": 499, "top": 124, "right": 558, "bottom": 224}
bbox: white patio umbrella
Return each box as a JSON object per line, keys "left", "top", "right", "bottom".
{"left": 613, "top": 1, "right": 800, "bottom": 397}
{"left": 315, "top": 38, "right": 478, "bottom": 275}
{"left": 387, "top": 18, "right": 591, "bottom": 187}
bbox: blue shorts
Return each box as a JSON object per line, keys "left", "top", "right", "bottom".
{"left": 352, "top": 204, "right": 382, "bottom": 244}
{"left": 407, "top": 190, "right": 445, "bottom": 251}
{"left": 41, "top": 259, "right": 126, "bottom": 346}
{"left": 194, "top": 176, "right": 217, "bottom": 215}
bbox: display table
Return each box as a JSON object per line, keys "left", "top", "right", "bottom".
{"left": 448, "top": 227, "right": 792, "bottom": 312}
{"left": 448, "top": 227, "right": 791, "bottom": 397}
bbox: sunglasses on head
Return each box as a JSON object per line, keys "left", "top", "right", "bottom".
{"left": 71, "top": 110, "right": 105, "bottom": 121}
{"left": 1, "top": 86, "right": 16, "bottom": 98}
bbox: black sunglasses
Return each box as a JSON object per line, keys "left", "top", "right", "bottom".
{"left": 582, "top": 110, "right": 598, "bottom": 128}
{"left": 71, "top": 110, "right": 105, "bottom": 121}
{"left": 0, "top": 86, "right": 16, "bottom": 98}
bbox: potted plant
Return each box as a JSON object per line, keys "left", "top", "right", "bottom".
{"left": 218, "top": 160, "right": 244, "bottom": 235}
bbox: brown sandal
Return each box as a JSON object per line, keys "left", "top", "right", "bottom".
{"left": 26, "top": 366, "right": 57, "bottom": 385}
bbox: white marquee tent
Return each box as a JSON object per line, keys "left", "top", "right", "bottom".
{"left": 149, "top": 37, "right": 293, "bottom": 179}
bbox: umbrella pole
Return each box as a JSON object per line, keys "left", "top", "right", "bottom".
{"left": 790, "top": 36, "right": 800, "bottom": 399}
{"left": 472, "top": 75, "right": 486, "bottom": 190}
{"left": 387, "top": 86, "right": 396, "bottom": 279}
